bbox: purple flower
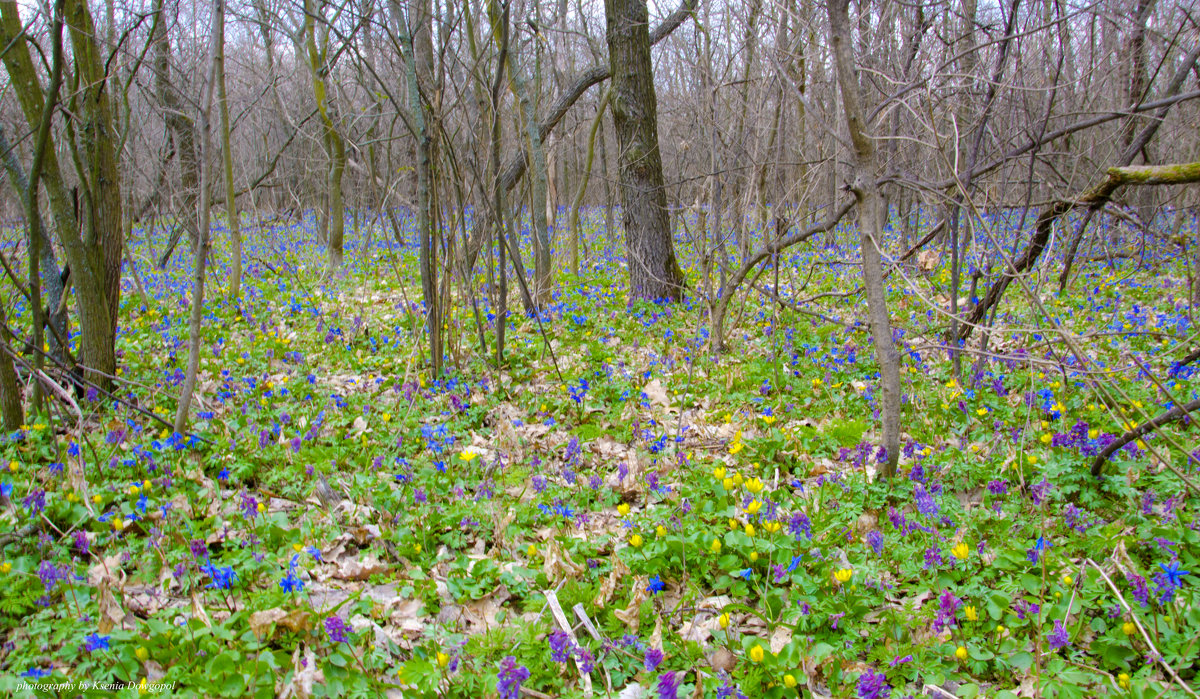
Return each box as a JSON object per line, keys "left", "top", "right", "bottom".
{"left": 788, "top": 511, "right": 812, "bottom": 541}
{"left": 22, "top": 489, "right": 46, "bottom": 514}
{"left": 1029, "top": 478, "right": 1052, "bottom": 505}
{"left": 240, "top": 491, "right": 259, "bottom": 520}
{"left": 73, "top": 530, "right": 90, "bottom": 555}
{"left": 715, "top": 671, "right": 747, "bottom": 698}
{"left": 1126, "top": 571, "right": 1151, "bottom": 607}
{"left": 867, "top": 530, "right": 884, "bottom": 554}
{"left": 933, "top": 589, "right": 961, "bottom": 632}
{"left": 549, "top": 630, "right": 573, "bottom": 663}
{"left": 857, "top": 667, "right": 891, "bottom": 699}
{"left": 656, "top": 670, "right": 682, "bottom": 699}
{"left": 645, "top": 647, "right": 664, "bottom": 671}
{"left": 496, "top": 656, "right": 530, "bottom": 699}
{"left": 324, "top": 615, "right": 350, "bottom": 643}
{"left": 1048, "top": 619, "right": 1070, "bottom": 650}
{"left": 575, "top": 646, "right": 595, "bottom": 673}
{"left": 1012, "top": 599, "right": 1041, "bottom": 620}
{"left": 913, "top": 484, "right": 939, "bottom": 518}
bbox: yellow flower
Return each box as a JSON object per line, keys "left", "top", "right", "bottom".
{"left": 762, "top": 415, "right": 776, "bottom": 425}
{"left": 951, "top": 542, "right": 970, "bottom": 560}
{"left": 718, "top": 612, "right": 730, "bottom": 629}
{"left": 656, "top": 525, "right": 667, "bottom": 537}
{"left": 710, "top": 538, "right": 722, "bottom": 554}
{"left": 1118, "top": 673, "right": 1130, "bottom": 689}
{"left": 0, "top": 562, "right": 11, "bottom": 573}
{"left": 1122, "top": 621, "right": 1136, "bottom": 636}
{"left": 964, "top": 605, "right": 978, "bottom": 622}
{"left": 459, "top": 448, "right": 478, "bottom": 462}
{"left": 765, "top": 521, "right": 781, "bottom": 534}
{"left": 92, "top": 495, "right": 103, "bottom": 504}
{"left": 1041, "top": 434, "right": 1052, "bottom": 444}
{"left": 629, "top": 534, "right": 643, "bottom": 548}
{"left": 436, "top": 652, "right": 450, "bottom": 668}
{"left": 749, "top": 552, "right": 759, "bottom": 563}
{"left": 729, "top": 441, "right": 743, "bottom": 455}
{"left": 112, "top": 518, "right": 125, "bottom": 532}
{"left": 833, "top": 568, "right": 853, "bottom": 584}
{"left": 745, "top": 500, "right": 762, "bottom": 515}
{"left": 732, "top": 473, "right": 744, "bottom": 487}
{"left": 7, "top": 461, "right": 17, "bottom": 473}
{"left": 293, "top": 543, "right": 304, "bottom": 552}
{"left": 257, "top": 502, "right": 267, "bottom": 513}
{"left": 954, "top": 646, "right": 968, "bottom": 661}
{"left": 1062, "top": 575, "right": 1073, "bottom": 585}
{"left": 381, "top": 412, "right": 391, "bottom": 423}
{"left": 976, "top": 408, "right": 988, "bottom": 416}
{"left": 1026, "top": 454, "right": 1038, "bottom": 465}
{"left": 136, "top": 647, "right": 149, "bottom": 662}
{"left": 712, "top": 467, "right": 726, "bottom": 480}
{"left": 617, "top": 503, "right": 631, "bottom": 516}
{"left": 138, "top": 678, "right": 149, "bottom": 696}
{"left": 744, "top": 523, "right": 755, "bottom": 537}
{"left": 723, "top": 478, "right": 734, "bottom": 490}
{"left": 784, "top": 674, "right": 798, "bottom": 688}
{"left": 527, "top": 544, "right": 537, "bottom": 557}
{"left": 745, "top": 477, "right": 764, "bottom": 494}
{"left": 749, "top": 645, "right": 765, "bottom": 663}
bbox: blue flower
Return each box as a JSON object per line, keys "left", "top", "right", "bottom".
{"left": 1159, "top": 561, "right": 1189, "bottom": 587}
{"left": 647, "top": 576, "right": 666, "bottom": 595}
{"left": 83, "top": 633, "right": 110, "bottom": 652}
{"left": 735, "top": 568, "right": 752, "bottom": 580}
{"left": 21, "top": 666, "right": 51, "bottom": 678}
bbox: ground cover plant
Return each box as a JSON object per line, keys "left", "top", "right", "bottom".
{"left": 0, "top": 208, "right": 1197, "bottom": 699}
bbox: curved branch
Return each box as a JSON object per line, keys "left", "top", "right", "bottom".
{"left": 498, "top": 0, "right": 697, "bottom": 193}
{"left": 1090, "top": 397, "right": 1200, "bottom": 477}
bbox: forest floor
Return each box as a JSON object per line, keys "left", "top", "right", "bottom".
{"left": 0, "top": 209, "right": 1197, "bottom": 698}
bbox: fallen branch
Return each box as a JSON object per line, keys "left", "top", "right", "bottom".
{"left": 960, "top": 161, "right": 1200, "bottom": 342}
{"left": 1090, "top": 396, "right": 1200, "bottom": 477}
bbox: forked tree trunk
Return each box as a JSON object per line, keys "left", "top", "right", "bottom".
{"left": 65, "top": 0, "right": 123, "bottom": 393}
{"left": 828, "top": 0, "right": 901, "bottom": 478}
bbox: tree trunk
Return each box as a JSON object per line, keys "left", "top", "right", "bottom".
{"left": 176, "top": 0, "right": 219, "bottom": 433}
{"left": 216, "top": 0, "right": 240, "bottom": 302}
{"left": 828, "top": 0, "right": 901, "bottom": 478}
{"left": 151, "top": 0, "right": 201, "bottom": 267}
{"left": 604, "top": 0, "right": 686, "bottom": 302}
{"left": 65, "top": 0, "right": 123, "bottom": 393}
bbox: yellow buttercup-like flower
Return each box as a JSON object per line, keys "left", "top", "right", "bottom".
{"left": 617, "top": 503, "right": 631, "bottom": 516}
{"left": 710, "top": 538, "right": 722, "bottom": 554}
{"left": 629, "top": 534, "right": 643, "bottom": 548}
{"left": 964, "top": 605, "right": 978, "bottom": 622}
{"left": 745, "top": 477, "right": 764, "bottom": 494}
{"left": 833, "top": 568, "right": 853, "bottom": 584}
{"left": 749, "top": 645, "right": 765, "bottom": 663}
{"left": 436, "top": 652, "right": 450, "bottom": 668}
{"left": 954, "top": 646, "right": 968, "bottom": 661}
{"left": 718, "top": 612, "right": 730, "bottom": 629}
{"left": 951, "top": 542, "right": 970, "bottom": 560}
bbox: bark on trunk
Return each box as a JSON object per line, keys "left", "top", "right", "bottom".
{"left": 604, "top": 0, "right": 685, "bottom": 302}
{"left": 828, "top": 0, "right": 901, "bottom": 478}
